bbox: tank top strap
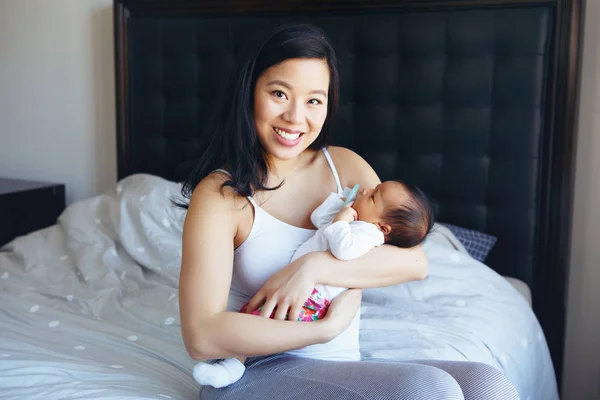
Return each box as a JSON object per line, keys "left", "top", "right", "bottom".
{"left": 214, "top": 148, "right": 343, "bottom": 202}
{"left": 321, "top": 147, "right": 343, "bottom": 194}
{"left": 213, "top": 168, "right": 231, "bottom": 176}
{"left": 212, "top": 168, "right": 258, "bottom": 206}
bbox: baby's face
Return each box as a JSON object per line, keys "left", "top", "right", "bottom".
{"left": 352, "top": 181, "right": 407, "bottom": 224}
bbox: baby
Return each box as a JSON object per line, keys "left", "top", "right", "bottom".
{"left": 194, "top": 180, "right": 434, "bottom": 388}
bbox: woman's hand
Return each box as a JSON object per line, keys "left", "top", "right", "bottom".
{"left": 244, "top": 253, "right": 318, "bottom": 321}
{"left": 321, "top": 288, "right": 362, "bottom": 338}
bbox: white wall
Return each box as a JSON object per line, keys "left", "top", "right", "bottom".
{"left": 563, "top": 1, "right": 600, "bottom": 399}
{"left": 0, "top": 0, "right": 115, "bottom": 204}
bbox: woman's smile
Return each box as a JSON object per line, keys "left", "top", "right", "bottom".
{"left": 273, "top": 127, "right": 304, "bottom": 146}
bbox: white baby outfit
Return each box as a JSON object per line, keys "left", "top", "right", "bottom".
{"left": 285, "top": 187, "right": 385, "bottom": 361}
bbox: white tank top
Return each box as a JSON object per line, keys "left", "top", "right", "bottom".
{"left": 218, "top": 147, "right": 343, "bottom": 313}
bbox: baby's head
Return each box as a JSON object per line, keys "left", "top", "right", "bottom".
{"left": 352, "top": 181, "right": 434, "bottom": 248}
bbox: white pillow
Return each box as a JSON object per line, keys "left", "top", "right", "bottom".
{"left": 426, "top": 223, "right": 469, "bottom": 254}
{"left": 116, "top": 174, "right": 186, "bottom": 278}
{"left": 57, "top": 174, "right": 186, "bottom": 283}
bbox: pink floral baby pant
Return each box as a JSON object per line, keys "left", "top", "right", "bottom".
{"left": 240, "top": 288, "right": 330, "bottom": 321}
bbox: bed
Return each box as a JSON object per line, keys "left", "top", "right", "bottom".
{"left": 0, "top": 0, "right": 582, "bottom": 399}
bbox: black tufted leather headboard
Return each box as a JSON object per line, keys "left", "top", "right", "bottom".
{"left": 114, "top": 0, "right": 582, "bottom": 383}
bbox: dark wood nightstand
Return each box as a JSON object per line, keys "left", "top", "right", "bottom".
{"left": 0, "top": 178, "right": 66, "bottom": 247}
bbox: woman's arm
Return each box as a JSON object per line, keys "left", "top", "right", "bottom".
{"left": 309, "top": 244, "right": 427, "bottom": 288}
{"left": 245, "top": 147, "right": 428, "bottom": 318}
{"left": 178, "top": 174, "right": 354, "bottom": 360}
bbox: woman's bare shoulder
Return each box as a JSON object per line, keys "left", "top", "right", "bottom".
{"left": 188, "top": 171, "right": 248, "bottom": 214}
{"left": 326, "top": 146, "right": 381, "bottom": 187}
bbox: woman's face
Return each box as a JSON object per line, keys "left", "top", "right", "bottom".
{"left": 253, "top": 58, "right": 330, "bottom": 161}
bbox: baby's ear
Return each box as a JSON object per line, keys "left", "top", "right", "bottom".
{"left": 378, "top": 223, "right": 391, "bottom": 236}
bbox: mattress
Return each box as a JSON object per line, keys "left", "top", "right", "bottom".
{"left": 0, "top": 174, "right": 557, "bottom": 399}
{"left": 429, "top": 223, "right": 533, "bottom": 307}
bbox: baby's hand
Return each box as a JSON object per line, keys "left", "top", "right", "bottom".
{"left": 333, "top": 204, "right": 357, "bottom": 223}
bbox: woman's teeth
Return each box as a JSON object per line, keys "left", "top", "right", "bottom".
{"left": 275, "top": 128, "right": 301, "bottom": 141}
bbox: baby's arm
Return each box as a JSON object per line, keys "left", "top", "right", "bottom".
{"left": 323, "top": 217, "right": 385, "bottom": 261}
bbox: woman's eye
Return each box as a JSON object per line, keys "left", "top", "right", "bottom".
{"left": 308, "top": 98, "right": 322, "bottom": 105}
{"left": 272, "top": 90, "right": 287, "bottom": 99}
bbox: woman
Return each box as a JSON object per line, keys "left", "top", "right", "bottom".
{"left": 177, "top": 24, "right": 519, "bottom": 400}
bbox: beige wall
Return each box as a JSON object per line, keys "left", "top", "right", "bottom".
{"left": 0, "top": 0, "right": 599, "bottom": 398}
{"left": 563, "top": 1, "right": 600, "bottom": 399}
{"left": 0, "top": 0, "right": 115, "bottom": 204}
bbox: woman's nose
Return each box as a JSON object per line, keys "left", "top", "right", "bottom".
{"left": 283, "top": 101, "right": 305, "bottom": 124}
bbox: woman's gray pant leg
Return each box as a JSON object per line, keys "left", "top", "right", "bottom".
{"left": 413, "top": 360, "right": 520, "bottom": 400}
{"left": 200, "top": 354, "right": 464, "bottom": 400}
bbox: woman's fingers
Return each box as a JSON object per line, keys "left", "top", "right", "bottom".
{"left": 289, "top": 304, "right": 303, "bottom": 321}
{"left": 260, "top": 296, "right": 278, "bottom": 318}
{"left": 273, "top": 302, "right": 290, "bottom": 320}
{"left": 245, "top": 290, "right": 266, "bottom": 313}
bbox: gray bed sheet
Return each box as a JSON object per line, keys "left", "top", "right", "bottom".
{"left": 0, "top": 174, "right": 558, "bottom": 400}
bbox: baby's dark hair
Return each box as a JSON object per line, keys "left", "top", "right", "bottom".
{"left": 383, "top": 182, "right": 434, "bottom": 248}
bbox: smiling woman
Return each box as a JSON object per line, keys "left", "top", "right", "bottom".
{"left": 174, "top": 24, "right": 340, "bottom": 203}
{"left": 171, "top": 22, "right": 520, "bottom": 400}
{"left": 254, "top": 58, "right": 330, "bottom": 158}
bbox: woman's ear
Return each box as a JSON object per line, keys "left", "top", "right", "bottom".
{"left": 377, "top": 223, "right": 391, "bottom": 236}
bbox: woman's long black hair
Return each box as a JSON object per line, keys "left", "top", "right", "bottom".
{"left": 173, "top": 23, "right": 340, "bottom": 209}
